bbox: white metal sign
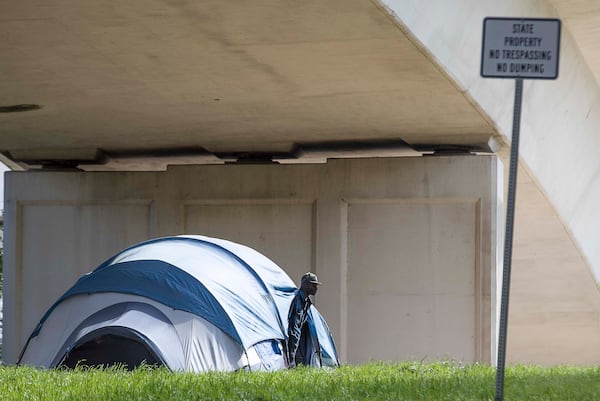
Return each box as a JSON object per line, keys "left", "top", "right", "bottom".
{"left": 481, "top": 17, "right": 561, "bottom": 79}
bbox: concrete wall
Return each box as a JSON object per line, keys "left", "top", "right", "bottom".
{"left": 379, "top": 0, "right": 600, "bottom": 366}
{"left": 380, "top": 0, "right": 600, "bottom": 281}
{"left": 3, "top": 156, "right": 500, "bottom": 365}
{"left": 496, "top": 145, "right": 600, "bottom": 365}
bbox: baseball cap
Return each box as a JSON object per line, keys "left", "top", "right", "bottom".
{"left": 301, "top": 272, "right": 323, "bottom": 285}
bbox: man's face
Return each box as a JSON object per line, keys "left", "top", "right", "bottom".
{"left": 305, "top": 282, "right": 318, "bottom": 296}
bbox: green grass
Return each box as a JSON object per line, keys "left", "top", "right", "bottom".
{"left": 0, "top": 362, "right": 598, "bottom": 401}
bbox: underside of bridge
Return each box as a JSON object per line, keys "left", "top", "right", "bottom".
{"left": 0, "top": 0, "right": 501, "bottom": 170}
{"left": 2, "top": 1, "right": 600, "bottom": 169}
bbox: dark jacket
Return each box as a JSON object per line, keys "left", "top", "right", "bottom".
{"left": 287, "top": 288, "right": 312, "bottom": 366}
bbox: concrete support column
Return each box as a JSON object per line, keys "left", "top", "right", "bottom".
{"left": 314, "top": 163, "right": 348, "bottom": 360}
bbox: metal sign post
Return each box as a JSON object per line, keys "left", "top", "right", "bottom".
{"left": 480, "top": 17, "right": 561, "bottom": 401}
{"left": 494, "top": 77, "right": 522, "bottom": 401}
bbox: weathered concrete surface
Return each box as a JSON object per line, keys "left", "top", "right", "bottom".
{"left": 0, "top": 0, "right": 494, "bottom": 167}
{"left": 381, "top": 0, "right": 600, "bottom": 281}
{"left": 3, "top": 156, "right": 500, "bottom": 365}
{"left": 380, "top": 0, "right": 600, "bottom": 365}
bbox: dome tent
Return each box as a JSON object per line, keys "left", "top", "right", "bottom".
{"left": 18, "top": 235, "right": 339, "bottom": 371}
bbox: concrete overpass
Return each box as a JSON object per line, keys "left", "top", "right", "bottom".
{"left": 1, "top": 0, "right": 599, "bottom": 366}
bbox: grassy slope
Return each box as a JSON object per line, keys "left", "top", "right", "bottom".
{"left": 0, "top": 362, "right": 598, "bottom": 401}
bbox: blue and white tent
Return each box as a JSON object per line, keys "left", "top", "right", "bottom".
{"left": 18, "top": 235, "right": 339, "bottom": 371}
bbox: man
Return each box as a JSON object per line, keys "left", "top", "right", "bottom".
{"left": 287, "top": 272, "right": 322, "bottom": 368}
